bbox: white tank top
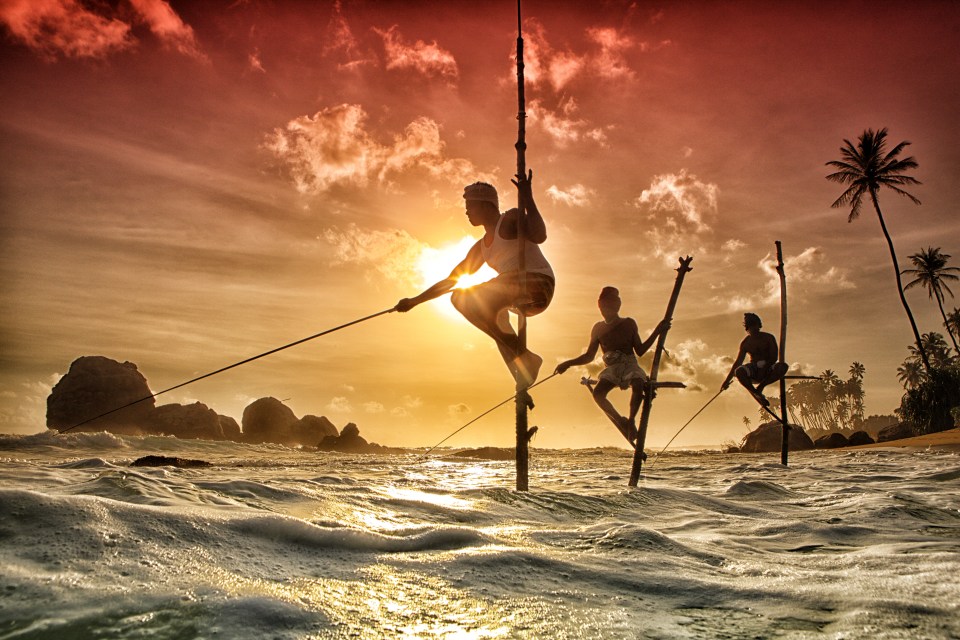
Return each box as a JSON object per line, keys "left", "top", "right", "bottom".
{"left": 481, "top": 214, "right": 554, "bottom": 279}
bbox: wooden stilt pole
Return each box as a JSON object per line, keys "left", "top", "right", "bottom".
{"left": 775, "top": 241, "right": 789, "bottom": 466}
{"left": 514, "top": 0, "right": 529, "bottom": 491}
{"left": 629, "top": 256, "right": 693, "bottom": 487}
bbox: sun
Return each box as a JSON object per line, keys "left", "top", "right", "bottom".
{"left": 416, "top": 236, "right": 498, "bottom": 317}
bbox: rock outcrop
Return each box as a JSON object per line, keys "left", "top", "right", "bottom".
{"left": 317, "top": 422, "right": 386, "bottom": 453}
{"left": 878, "top": 422, "right": 914, "bottom": 442}
{"left": 47, "top": 357, "right": 365, "bottom": 448}
{"left": 847, "top": 430, "right": 876, "bottom": 446}
{"left": 151, "top": 402, "right": 225, "bottom": 440}
{"left": 47, "top": 356, "right": 154, "bottom": 433}
{"left": 241, "top": 397, "right": 300, "bottom": 445}
{"left": 815, "top": 432, "right": 850, "bottom": 449}
{"left": 739, "top": 421, "right": 814, "bottom": 453}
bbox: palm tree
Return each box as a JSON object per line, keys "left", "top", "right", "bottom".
{"left": 849, "top": 361, "right": 865, "bottom": 381}
{"left": 897, "top": 359, "right": 924, "bottom": 389}
{"left": 826, "top": 128, "right": 930, "bottom": 372}
{"left": 902, "top": 247, "right": 960, "bottom": 354}
{"left": 920, "top": 332, "right": 954, "bottom": 368}
{"left": 947, "top": 308, "right": 960, "bottom": 342}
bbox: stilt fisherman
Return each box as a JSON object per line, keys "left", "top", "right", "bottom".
{"left": 396, "top": 171, "right": 554, "bottom": 389}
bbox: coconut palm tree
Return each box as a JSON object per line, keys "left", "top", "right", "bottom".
{"left": 826, "top": 128, "right": 930, "bottom": 372}
{"left": 897, "top": 359, "right": 924, "bottom": 389}
{"left": 902, "top": 247, "right": 960, "bottom": 353}
{"left": 849, "top": 361, "right": 865, "bottom": 381}
{"left": 947, "top": 308, "right": 960, "bottom": 343}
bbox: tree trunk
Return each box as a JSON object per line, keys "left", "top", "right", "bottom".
{"left": 871, "top": 195, "right": 931, "bottom": 372}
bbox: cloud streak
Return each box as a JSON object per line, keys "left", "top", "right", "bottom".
{"left": 375, "top": 25, "right": 458, "bottom": 82}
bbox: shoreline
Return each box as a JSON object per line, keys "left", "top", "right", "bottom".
{"left": 847, "top": 427, "right": 960, "bottom": 452}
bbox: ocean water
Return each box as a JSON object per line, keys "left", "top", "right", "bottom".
{"left": 1, "top": 431, "right": 958, "bottom": 639}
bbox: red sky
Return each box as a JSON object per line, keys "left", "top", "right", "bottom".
{"left": 1, "top": 0, "right": 958, "bottom": 448}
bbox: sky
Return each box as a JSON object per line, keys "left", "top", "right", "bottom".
{"left": 1, "top": 0, "right": 959, "bottom": 449}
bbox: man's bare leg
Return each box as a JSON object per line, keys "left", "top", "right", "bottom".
{"left": 452, "top": 287, "right": 541, "bottom": 387}
{"left": 592, "top": 380, "right": 631, "bottom": 436}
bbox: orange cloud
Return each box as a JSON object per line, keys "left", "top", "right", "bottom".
{"left": 322, "top": 223, "right": 427, "bottom": 286}
{"left": 264, "top": 104, "right": 481, "bottom": 194}
{"left": 0, "top": 0, "right": 133, "bottom": 59}
{"left": 546, "top": 183, "right": 595, "bottom": 207}
{"left": 374, "top": 25, "right": 458, "bottom": 82}
{"left": 128, "top": 0, "right": 204, "bottom": 59}
{"left": 0, "top": 0, "right": 203, "bottom": 60}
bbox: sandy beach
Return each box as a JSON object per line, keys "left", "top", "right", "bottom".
{"left": 850, "top": 427, "right": 960, "bottom": 451}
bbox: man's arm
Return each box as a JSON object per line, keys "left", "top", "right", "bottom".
{"left": 502, "top": 170, "right": 547, "bottom": 244}
{"left": 721, "top": 341, "right": 748, "bottom": 390}
{"left": 396, "top": 242, "right": 484, "bottom": 312}
{"left": 555, "top": 329, "right": 601, "bottom": 374}
{"left": 634, "top": 319, "right": 670, "bottom": 357}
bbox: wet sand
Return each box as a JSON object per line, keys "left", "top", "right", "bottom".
{"left": 850, "top": 427, "right": 960, "bottom": 451}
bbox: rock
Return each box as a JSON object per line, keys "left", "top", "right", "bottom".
{"left": 130, "top": 455, "right": 210, "bottom": 468}
{"left": 740, "top": 421, "right": 814, "bottom": 453}
{"left": 47, "top": 356, "right": 154, "bottom": 434}
{"left": 151, "top": 402, "right": 224, "bottom": 440}
{"left": 878, "top": 422, "right": 914, "bottom": 442}
{"left": 317, "top": 422, "right": 385, "bottom": 453}
{"left": 293, "top": 414, "right": 338, "bottom": 445}
{"left": 241, "top": 397, "right": 300, "bottom": 445}
{"left": 723, "top": 445, "right": 741, "bottom": 454}
{"left": 847, "top": 430, "right": 876, "bottom": 446}
{"left": 219, "top": 415, "right": 241, "bottom": 441}
{"left": 815, "top": 432, "right": 850, "bottom": 449}
{"left": 449, "top": 447, "right": 514, "bottom": 461}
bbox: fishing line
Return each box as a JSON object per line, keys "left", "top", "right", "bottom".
{"left": 648, "top": 389, "right": 723, "bottom": 470}
{"left": 60, "top": 307, "right": 397, "bottom": 433}
{"left": 419, "top": 372, "right": 559, "bottom": 458}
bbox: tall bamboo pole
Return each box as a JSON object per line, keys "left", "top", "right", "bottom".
{"left": 629, "top": 256, "right": 693, "bottom": 486}
{"left": 514, "top": 0, "right": 530, "bottom": 491}
{"left": 775, "top": 241, "right": 789, "bottom": 465}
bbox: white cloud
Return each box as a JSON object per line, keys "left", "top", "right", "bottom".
{"left": 448, "top": 403, "right": 470, "bottom": 418}
{"left": 635, "top": 169, "right": 719, "bottom": 262}
{"left": 722, "top": 239, "right": 746, "bottom": 252}
{"left": 248, "top": 48, "right": 265, "bottom": 73}
{"left": 546, "top": 183, "right": 594, "bottom": 207}
{"left": 528, "top": 98, "right": 607, "bottom": 149}
{"left": 374, "top": 25, "right": 458, "bottom": 82}
{"left": 264, "top": 104, "right": 481, "bottom": 194}
{"left": 402, "top": 395, "right": 423, "bottom": 409}
{"left": 363, "top": 401, "right": 385, "bottom": 413}
{"left": 327, "top": 396, "right": 353, "bottom": 412}
{"left": 322, "top": 223, "right": 427, "bottom": 286}
{"left": 586, "top": 27, "right": 635, "bottom": 80}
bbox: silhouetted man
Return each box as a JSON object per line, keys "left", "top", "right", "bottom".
{"left": 721, "top": 312, "right": 788, "bottom": 405}
{"left": 396, "top": 171, "right": 553, "bottom": 389}
{"left": 554, "top": 287, "right": 669, "bottom": 441}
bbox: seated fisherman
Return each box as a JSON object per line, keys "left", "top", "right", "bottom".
{"left": 554, "top": 286, "right": 669, "bottom": 441}
{"left": 720, "top": 312, "right": 788, "bottom": 405}
{"left": 396, "top": 171, "right": 554, "bottom": 389}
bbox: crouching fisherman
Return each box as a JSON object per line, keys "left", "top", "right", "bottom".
{"left": 396, "top": 171, "right": 555, "bottom": 389}
{"left": 554, "top": 286, "right": 669, "bottom": 442}
{"left": 720, "top": 312, "right": 788, "bottom": 406}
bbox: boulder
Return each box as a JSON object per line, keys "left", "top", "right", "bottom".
{"left": 317, "top": 422, "right": 385, "bottom": 453}
{"left": 847, "top": 430, "right": 876, "bottom": 446}
{"left": 878, "top": 422, "right": 914, "bottom": 442}
{"left": 740, "top": 421, "right": 814, "bottom": 453}
{"left": 47, "top": 356, "right": 154, "bottom": 433}
{"left": 241, "top": 397, "right": 299, "bottom": 445}
{"left": 131, "top": 455, "right": 210, "bottom": 468}
{"left": 293, "top": 414, "right": 338, "bottom": 446}
{"left": 219, "top": 415, "right": 241, "bottom": 441}
{"left": 151, "top": 402, "right": 224, "bottom": 440}
{"left": 815, "top": 432, "right": 849, "bottom": 449}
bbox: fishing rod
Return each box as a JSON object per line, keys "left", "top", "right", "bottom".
{"left": 60, "top": 306, "right": 397, "bottom": 433}
{"left": 419, "top": 372, "right": 558, "bottom": 458}
{"left": 648, "top": 389, "right": 723, "bottom": 470}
